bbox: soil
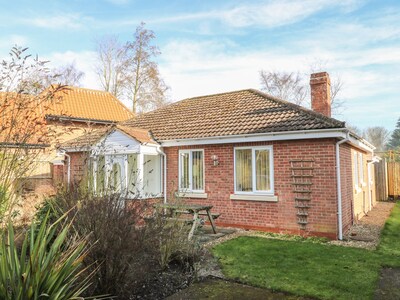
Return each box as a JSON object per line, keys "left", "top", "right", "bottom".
{"left": 375, "top": 267, "right": 400, "bottom": 300}
{"left": 130, "top": 265, "right": 195, "bottom": 300}
{"left": 167, "top": 277, "right": 311, "bottom": 300}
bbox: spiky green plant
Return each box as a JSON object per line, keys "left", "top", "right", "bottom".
{"left": 0, "top": 213, "right": 104, "bottom": 299}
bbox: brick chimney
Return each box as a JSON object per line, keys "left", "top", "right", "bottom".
{"left": 310, "top": 72, "right": 331, "bottom": 117}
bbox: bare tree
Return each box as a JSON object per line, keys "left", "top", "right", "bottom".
{"left": 94, "top": 23, "right": 169, "bottom": 113}
{"left": 50, "top": 63, "right": 85, "bottom": 86}
{"left": 363, "top": 126, "right": 390, "bottom": 152}
{"left": 124, "top": 22, "right": 169, "bottom": 113}
{"left": 95, "top": 35, "right": 128, "bottom": 98}
{"left": 259, "top": 71, "right": 307, "bottom": 105}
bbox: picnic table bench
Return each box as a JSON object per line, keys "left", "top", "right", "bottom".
{"left": 154, "top": 203, "right": 220, "bottom": 240}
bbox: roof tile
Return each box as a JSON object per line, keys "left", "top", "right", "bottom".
{"left": 123, "top": 89, "right": 345, "bottom": 141}
{"left": 47, "top": 87, "right": 134, "bottom": 122}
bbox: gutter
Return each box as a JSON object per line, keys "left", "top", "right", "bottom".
{"left": 160, "top": 127, "right": 375, "bottom": 152}
{"left": 0, "top": 142, "right": 49, "bottom": 149}
{"left": 156, "top": 146, "right": 167, "bottom": 204}
{"left": 45, "top": 114, "right": 116, "bottom": 125}
{"left": 335, "top": 131, "right": 350, "bottom": 240}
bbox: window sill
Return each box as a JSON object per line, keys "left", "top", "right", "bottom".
{"left": 176, "top": 192, "right": 208, "bottom": 199}
{"left": 230, "top": 194, "right": 278, "bottom": 202}
{"left": 355, "top": 187, "right": 362, "bottom": 194}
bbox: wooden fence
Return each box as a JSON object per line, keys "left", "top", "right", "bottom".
{"left": 387, "top": 162, "right": 400, "bottom": 197}
{"left": 375, "top": 159, "right": 400, "bottom": 200}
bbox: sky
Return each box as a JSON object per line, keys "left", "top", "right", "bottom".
{"left": 0, "top": 0, "right": 399, "bottom": 132}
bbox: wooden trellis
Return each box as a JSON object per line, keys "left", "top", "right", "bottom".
{"left": 290, "top": 159, "right": 314, "bottom": 230}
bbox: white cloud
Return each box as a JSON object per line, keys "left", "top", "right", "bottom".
{"left": 108, "top": 0, "right": 364, "bottom": 30}
{"left": 158, "top": 32, "right": 400, "bottom": 130}
{"left": 0, "top": 35, "right": 29, "bottom": 57}
{"left": 27, "top": 14, "right": 91, "bottom": 30}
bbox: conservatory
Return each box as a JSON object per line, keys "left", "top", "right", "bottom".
{"left": 59, "top": 126, "right": 163, "bottom": 199}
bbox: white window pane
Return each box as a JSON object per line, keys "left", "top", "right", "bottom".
{"left": 96, "top": 156, "right": 105, "bottom": 194}
{"left": 235, "top": 149, "right": 252, "bottom": 192}
{"left": 256, "top": 149, "right": 270, "bottom": 191}
{"left": 143, "top": 155, "right": 161, "bottom": 196}
{"left": 180, "top": 152, "right": 190, "bottom": 189}
{"left": 192, "top": 151, "right": 203, "bottom": 190}
{"left": 127, "top": 154, "right": 138, "bottom": 195}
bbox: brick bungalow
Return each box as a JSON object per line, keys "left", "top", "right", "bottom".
{"left": 59, "top": 72, "right": 377, "bottom": 240}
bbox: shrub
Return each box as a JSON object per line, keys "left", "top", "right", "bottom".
{"left": 46, "top": 187, "right": 203, "bottom": 299}
{"left": 0, "top": 212, "right": 104, "bottom": 299}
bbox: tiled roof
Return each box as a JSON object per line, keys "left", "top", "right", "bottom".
{"left": 60, "top": 127, "right": 111, "bottom": 149}
{"left": 60, "top": 125, "right": 156, "bottom": 149}
{"left": 46, "top": 87, "right": 134, "bottom": 122}
{"left": 123, "top": 89, "right": 345, "bottom": 141}
{"left": 0, "top": 92, "right": 48, "bottom": 145}
{"left": 117, "top": 125, "right": 156, "bottom": 144}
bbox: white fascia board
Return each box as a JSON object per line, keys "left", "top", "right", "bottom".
{"left": 59, "top": 146, "right": 91, "bottom": 153}
{"left": 160, "top": 128, "right": 349, "bottom": 147}
{"left": 140, "top": 144, "right": 160, "bottom": 155}
{"left": 347, "top": 135, "right": 375, "bottom": 153}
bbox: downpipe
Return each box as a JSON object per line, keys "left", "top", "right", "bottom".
{"left": 156, "top": 146, "right": 167, "bottom": 204}
{"left": 336, "top": 131, "right": 350, "bottom": 240}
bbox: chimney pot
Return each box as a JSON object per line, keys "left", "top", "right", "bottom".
{"left": 310, "top": 72, "right": 331, "bottom": 117}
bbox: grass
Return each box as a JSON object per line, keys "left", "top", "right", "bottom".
{"left": 377, "top": 202, "right": 400, "bottom": 266}
{"left": 212, "top": 202, "right": 400, "bottom": 300}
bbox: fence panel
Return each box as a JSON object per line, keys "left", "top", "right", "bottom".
{"left": 375, "top": 159, "right": 388, "bottom": 201}
{"left": 387, "top": 162, "right": 400, "bottom": 197}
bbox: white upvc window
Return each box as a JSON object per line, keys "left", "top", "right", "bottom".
{"left": 179, "top": 149, "right": 204, "bottom": 192}
{"left": 234, "top": 146, "right": 274, "bottom": 194}
{"left": 92, "top": 153, "right": 162, "bottom": 199}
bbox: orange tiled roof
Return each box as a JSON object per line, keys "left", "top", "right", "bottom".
{"left": 124, "top": 89, "right": 345, "bottom": 141}
{"left": 0, "top": 92, "right": 48, "bottom": 145}
{"left": 46, "top": 87, "right": 134, "bottom": 122}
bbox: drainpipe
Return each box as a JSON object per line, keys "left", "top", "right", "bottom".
{"left": 336, "top": 131, "right": 350, "bottom": 240}
{"left": 156, "top": 146, "right": 167, "bottom": 204}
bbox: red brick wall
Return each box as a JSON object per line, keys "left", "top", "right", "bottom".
{"left": 66, "top": 152, "right": 88, "bottom": 186}
{"left": 52, "top": 164, "right": 64, "bottom": 185}
{"left": 165, "top": 138, "right": 339, "bottom": 238}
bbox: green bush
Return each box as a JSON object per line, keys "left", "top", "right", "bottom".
{"left": 0, "top": 212, "right": 106, "bottom": 299}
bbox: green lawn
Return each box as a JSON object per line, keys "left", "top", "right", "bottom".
{"left": 212, "top": 202, "right": 400, "bottom": 300}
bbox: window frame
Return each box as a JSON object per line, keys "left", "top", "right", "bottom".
{"left": 234, "top": 145, "right": 274, "bottom": 195}
{"left": 178, "top": 149, "right": 205, "bottom": 193}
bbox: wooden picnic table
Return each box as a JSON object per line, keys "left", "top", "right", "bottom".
{"left": 154, "top": 203, "right": 218, "bottom": 240}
